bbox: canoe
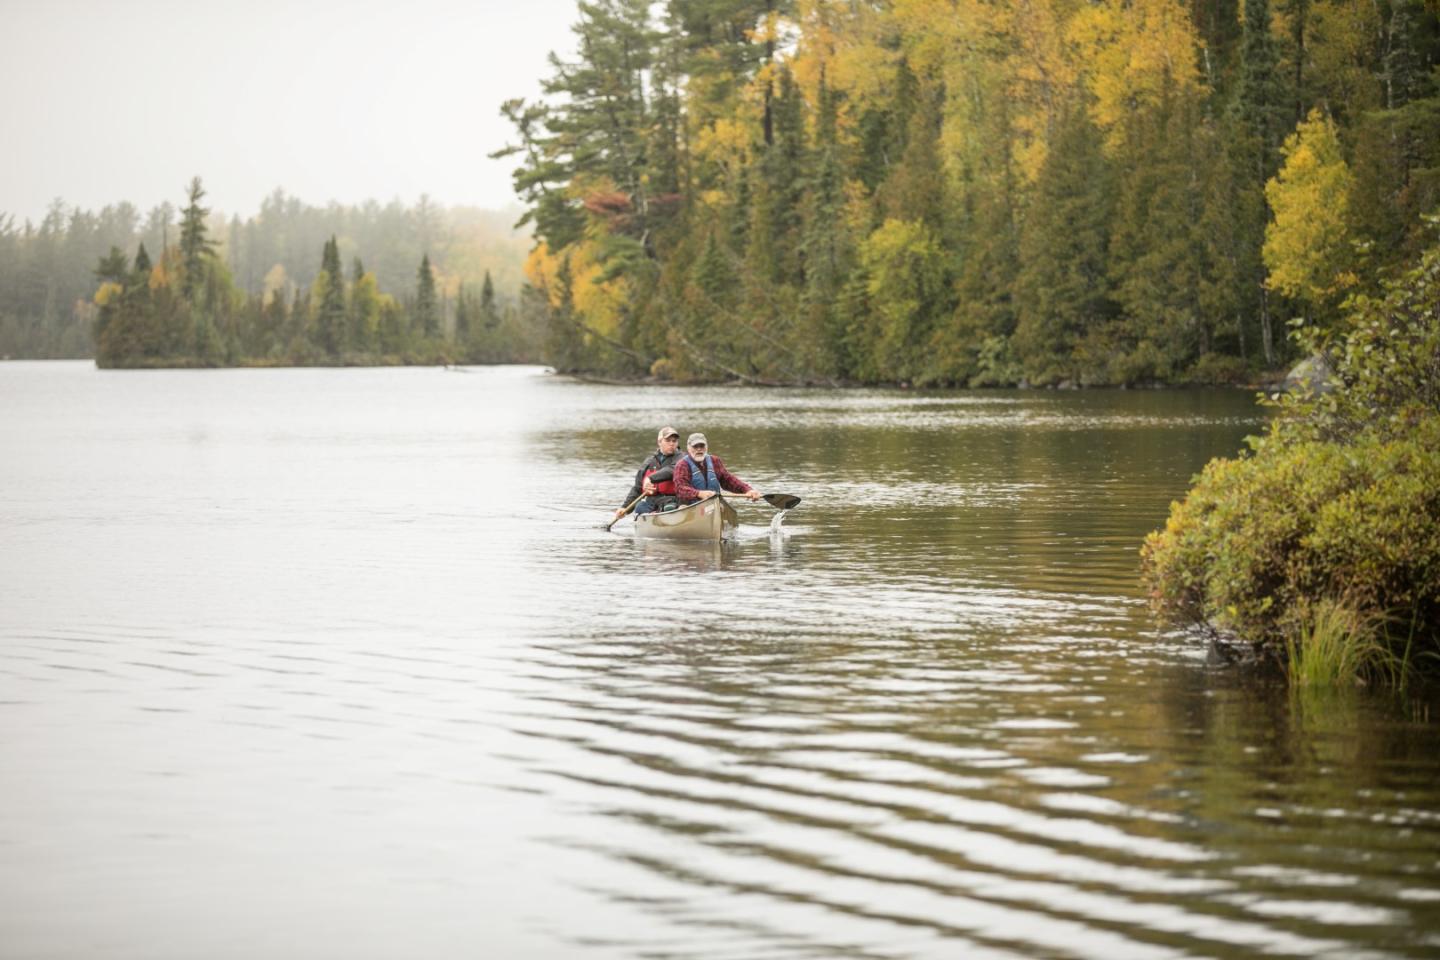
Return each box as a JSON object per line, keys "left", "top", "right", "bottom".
{"left": 633, "top": 496, "right": 740, "bottom": 541}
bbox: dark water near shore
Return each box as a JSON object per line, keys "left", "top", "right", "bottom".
{"left": 2, "top": 361, "right": 1437, "bottom": 959}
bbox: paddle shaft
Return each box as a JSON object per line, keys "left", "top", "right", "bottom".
{"left": 717, "top": 491, "right": 801, "bottom": 510}
{"left": 604, "top": 492, "right": 646, "bottom": 531}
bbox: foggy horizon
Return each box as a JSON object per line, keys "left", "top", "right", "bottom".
{"left": 0, "top": 0, "right": 581, "bottom": 224}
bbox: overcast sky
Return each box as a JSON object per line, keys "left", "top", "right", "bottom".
{"left": 0, "top": 0, "right": 581, "bottom": 222}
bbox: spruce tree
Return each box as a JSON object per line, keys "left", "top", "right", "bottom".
{"left": 762, "top": 67, "right": 807, "bottom": 285}
{"left": 315, "top": 235, "right": 346, "bottom": 356}
{"left": 801, "top": 75, "right": 851, "bottom": 379}
{"left": 1225, "top": 0, "right": 1291, "bottom": 366}
{"left": 1233, "top": 0, "right": 1289, "bottom": 182}
{"left": 94, "top": 246, "right": 129, "bottom": 285}
{"left": 1109, "top": 96, "right": 1208, "bottom": 379}
{"left": 455, "top": 284, "right": 472, "bottom": 343}
{"left": 1014, "top": 109, "right": 1117, "bottom": 385}
{"left": 878, "top": 78, "right": 946, "bottom": 235}
{"left": 415, "top": 254, "right": 438, "bottom": 338}
{"left": 178, "top": 176, "right": 216, "bottom": 301}
{"left": 480, "top": 270, "right": 500, "bottom": 328}
{"left": 133, "top": 242, "right": 152, "bottom": 280}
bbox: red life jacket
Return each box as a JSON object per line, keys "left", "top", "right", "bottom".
{"left": 645, "top": 465, "right": 676, "bottom": 496}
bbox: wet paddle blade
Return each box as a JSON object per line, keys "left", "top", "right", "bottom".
{"left": 763, "top": 494, "right": 801, "bottom": 510}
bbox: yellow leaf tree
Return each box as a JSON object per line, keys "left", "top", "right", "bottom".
{"left": 1263, "top": 109, "right": 1356, "bottom": 324}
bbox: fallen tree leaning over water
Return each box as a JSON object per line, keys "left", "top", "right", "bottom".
{"left": 1141, "top": 230, "right": 1440, "bottom": 686}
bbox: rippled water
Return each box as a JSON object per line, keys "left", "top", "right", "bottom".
{"left": 2, "top": 361, "right": 1438, "bottom": 959}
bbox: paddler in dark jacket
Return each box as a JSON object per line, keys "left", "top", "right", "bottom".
{"left": 615, "top": 426, "right": 683, "bottom": 520}
{"left": 673, "top": 433, "right": 762, "bottom": 504}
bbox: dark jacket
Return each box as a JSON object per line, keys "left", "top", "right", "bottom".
{"left": 619, "top": 449, "right": 680, "bottom": 509}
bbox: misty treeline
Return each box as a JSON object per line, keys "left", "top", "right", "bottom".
{"left": 499, "top": 0, "right": 1440, "bottom": 386}
{"left": 0, "top": 185, "right": 533, "bottom": 364}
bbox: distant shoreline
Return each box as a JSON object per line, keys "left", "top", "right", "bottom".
{"left": 5, "top": 357, "right": 1282, "bottom": 389}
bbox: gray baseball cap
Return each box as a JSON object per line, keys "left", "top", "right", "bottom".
{"left": 686, "top": 432, "right": 707, "bottom": 447}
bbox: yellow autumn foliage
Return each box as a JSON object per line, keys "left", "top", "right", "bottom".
{"left": 1067, "top": 0, "right": 1205, "bottom": 151}
{"left": 693, "top": 117, "right": 755, "bottom": 183}
{"left": 524, "top": 238, "right": 629, "bottom": 338}
{"left": 1263, "top": 109, "right": 1357, "bottom": 312}
{"left": 1005, "top": 0, "right": 1080, "bottom": 181}
{"left": 94, "top": 281, "right": 123, "bottom": 307}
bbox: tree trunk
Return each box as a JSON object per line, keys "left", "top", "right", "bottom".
{"left": 1260, "top": 285, "right": 1274, "bottom": 366}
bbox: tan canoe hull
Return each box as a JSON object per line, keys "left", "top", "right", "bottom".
{"left": 633, "top": 496, "right": 740, "bottom": 541}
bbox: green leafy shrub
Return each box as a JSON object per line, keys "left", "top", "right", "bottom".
{"left": 1141, "top": 229, "right": 1440, "bottom": 683}
{"left": 1141, "top": 418, "right": 1440, "bottom": 647}
{"left": 1184, "top": 352, "right": 1249, "bottom": 385}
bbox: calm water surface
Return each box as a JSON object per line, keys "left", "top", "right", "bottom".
{"left": 2, "top": 361, "right": 1437, "bottom": 959}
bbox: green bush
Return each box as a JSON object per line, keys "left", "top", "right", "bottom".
{"left": 1141, "top": 417, "right": 1440, "bottom": 650}
{"left": 1184, "top": 352, "right": 1249, "bottom": 385}
{"left": 1141, "top": 228, "right": 1440, "bottom": 683}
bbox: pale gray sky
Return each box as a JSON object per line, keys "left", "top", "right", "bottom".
{"left": 0, "top": 0, "right": 580, "bottom": 222}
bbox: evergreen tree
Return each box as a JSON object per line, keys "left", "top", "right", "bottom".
{"left": 761, "top": 66, "right": 807, "bottom": 285}
{"left": 313, "top": 235, "right": 346, "bottom": 356}
{"left": 1109, "top": 96, "right": 1209, "bottom": 379}
{"left": 455, "top": 283, "right": 473, "bottom": 342}
{"left": 415, "top": 253, "right": 438, "bottom": 338}
{"left": 1225, "top": 0, "right": 1292, "bottom": 366}
{"left": 1233, "top": 0, "right": 1291, "bottom": 181}
{"left": 878, "top": 75, "right": 947, "bottom": 235}
{"left": 1191, "top": 0, "right": 1243, "bottom": 91}
{"left": 133, "top": 242, "right": 152, "bottom": 279}
{"left": 1014, "top": 109, "right": 1117, "bottom": 385}
{"left": 480, "top": 270, "right": 500, "bottom": 328}
{"left": 94, "top": 246, "right": 129, "bottom": 285}
{"left": 800, "top": 75, "right": 850, "bottom": 378}
{"left": 178, "top": 176, "right": 216, "bottom": 300}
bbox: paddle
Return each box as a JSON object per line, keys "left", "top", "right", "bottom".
{"left": 720, "top": 492, "right": 801, "bottom": 510}
{"left": 603, "top": 493, "right": 645, "bottom": 531}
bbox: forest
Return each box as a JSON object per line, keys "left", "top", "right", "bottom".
{"left": 0, "top": 187, "right": 535, "bottom": 365}
{"left": 498, "top": 0, "right": 1440, "bottom": 386}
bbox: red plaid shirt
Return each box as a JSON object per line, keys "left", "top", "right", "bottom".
{"left": 673, "top": 455, "right": 752, "bottom": 502}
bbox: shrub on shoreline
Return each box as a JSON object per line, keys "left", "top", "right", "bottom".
{"left": 1141, "top": 230, "right": 1440, "bottom": 684}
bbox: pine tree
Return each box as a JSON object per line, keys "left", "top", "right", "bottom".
{"left": 800, "top": 75, "right": 850, "bottom": 378}
{"left": 480, "top": 270, "right": 500, "bottom": 328}
{"left": 415, "top": 254, "right": 438, "bottom": 338}
{"left": 1109, "top": 95, "right": 1208, "bottom": 379}
{"left": 314, "top": 235, "right": 346, "bottom": 356}
{"left": 1014, "top": 109, "right": 1117, "bottom": 385}
{"left": 94, "top": 246, "right": 129, "bottom": 285}
{"left": 1232, "top": 0, "right": 1290, "bottom": 181}
{"left": 1226, "top": 0, "right": 1291, "bottom": 366}
{"left": 761, "top": 66, "right": 807, "bottom": 285}
{"left": 878, "top": 76, "right": 946, "bottom": 235}
{"left": 178, "top": 176, "right": 216, "bottom": 301}
{"left": 133, "top": 242, "right": 152, "bottom": 280}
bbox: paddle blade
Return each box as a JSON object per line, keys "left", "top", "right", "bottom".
{"left": 763, "top": 493, "right": 801, "bottom": 510}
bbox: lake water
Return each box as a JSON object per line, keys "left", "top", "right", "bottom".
{"left": 2, "top": 361, "right": 1438, "bottom": 959}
